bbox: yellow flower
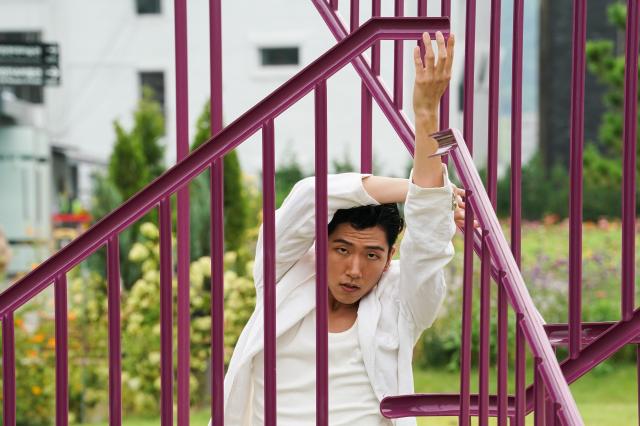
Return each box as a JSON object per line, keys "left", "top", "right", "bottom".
{"left": 27, "top": 350, "right": 38, "bottom": 359}
{"left": 31, "top": 386, "right": 42, "bottom": 395}
{"left": 47, "top": 338, "right": 56, "bottom": 349}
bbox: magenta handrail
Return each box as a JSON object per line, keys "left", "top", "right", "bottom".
{"left": 0, "top": 18, "right": 449, "bottom": 318}
{"left": 381, "top": 129, "right": 584, "bottom": 425}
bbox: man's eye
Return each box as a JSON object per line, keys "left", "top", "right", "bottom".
{"left": 367, "top": 253, "right": 380, "bottom": 260}
{"left": 336, "top": 247, "right": 348, "bottom": 254}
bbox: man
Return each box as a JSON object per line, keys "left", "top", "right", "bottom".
{"left": 222, "top": 31, "right": 463, "bottom": 425}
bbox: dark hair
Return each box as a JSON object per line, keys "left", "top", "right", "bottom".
{"left": 328, "top": 204, "right": 405, "bottom": 249}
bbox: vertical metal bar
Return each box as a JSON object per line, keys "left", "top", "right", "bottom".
{"left": 349, "top": 0, "right": 359, "bottom": 32}
{"left": 534, "top": 358, "right": 545, "bottom": 426}
{"left": 417, "top": 0, "right": 427, "bottom": 17}
{"left": 479, "top": 230, "right": 490, "bottom": 426}
{"left": 393, "top": 0, "right": 404, "bottom": 110}
{"left": 361, "top": 0, "right": 380, "bottom": 173}
{"left": 511, "top": 0, "right": 523, "bottom": 266}
{"left": 2, "top": 313, "right": 15, "bottom": 426}
{"left": 546, "top": 347, "right": 557, "bottom": 425}
{"left": 107, "top": 237, "right": 122, "bottom": 426}
{"left": 262, "top": 119, "right": 277, "bottom": 425}
{"left": 315, "top": 80, "right": 329, "bottom": 426}
{"left": 463, "top": 0, "right": 477, "bottom": 148}
{"left": 459, "top": 191, "right": 474, "bottom": 426}
{"left": 621, "top": 0, "right": 639, "bottom": 320}
{"left": 371, "top": 0, "right": 381, "bottom": 75}
{"left": 55, "top": 274, "right": 68, "bottom": 426}
{"left": 209, "top": 0, "right": 224, "bottom": 424}
{"left": 174, "top": 0, "right": 190, "bottom": 423}
{"left": 440, "top": 0, "right": 451, "bottom": 131}
{"left": 210, "top": 161, "right": 225, "bottom": 425}
{"left": 568, "top": 0, "right": 586, "bottom": 360}
{"left": 515, "top": 314, "right": 525, "bottom": 426}
{"left": 330, "top": 0, "right": 339, "bottom": 11}
{"left": 637, "top": 346, "right": 640, "bottom": 425}
{"left": 361, "top": 84, "right": 373, "bottom": 174}
{"left": 159, "top": 198, "right": 173, "bottom": 426}
{"left": 487, "top": 0, "right": 501, "bottom": 206}
{"left": 497, "top": 274, "right": 508, "bottom": 426}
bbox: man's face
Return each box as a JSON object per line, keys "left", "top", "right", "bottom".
{"left": 327, "top": 223, "right": 395, "bottom": 305}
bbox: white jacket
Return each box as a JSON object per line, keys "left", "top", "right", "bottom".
{"left": 221, "top": 169, "right": 456, "bottom": 425}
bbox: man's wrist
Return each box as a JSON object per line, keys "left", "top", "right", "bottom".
{"left": 414, "top": 108, "right": 439, "bottom": 121}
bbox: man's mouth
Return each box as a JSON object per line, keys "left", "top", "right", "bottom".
{"left": 339, "top": 283, "right": 360, "bottom": 293}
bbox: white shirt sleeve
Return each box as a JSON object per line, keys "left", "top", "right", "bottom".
{"left": 399, "top": 164, "right": 457, "bottom": 334}
{"left": 252, "top": 173, "right": 379, "bottom": 298}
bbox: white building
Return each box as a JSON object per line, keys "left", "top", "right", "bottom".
{"left": 0, "top": 0, "right": 538, "bottom": 273}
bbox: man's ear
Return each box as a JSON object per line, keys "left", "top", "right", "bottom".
{"left": 384, "top": 246, "right": 396, "bottom": 271}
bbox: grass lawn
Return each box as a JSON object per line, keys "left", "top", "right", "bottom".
{"left": 78, "top": 364, "right": 637, "bottom": 425}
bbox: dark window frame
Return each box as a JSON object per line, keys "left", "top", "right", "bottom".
{"left": 136, "top": 0, "right": 162, "bottom": 15}
{"left": 259, "top": 47, "right": 300, "bottom": 67}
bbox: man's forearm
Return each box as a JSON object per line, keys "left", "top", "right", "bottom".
{"left": 413, "top": 109, "right": 444, "bottom": 188}
{"left": 362, "top": 176, "right": 408, "bottom": 204}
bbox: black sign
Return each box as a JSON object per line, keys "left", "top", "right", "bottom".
{"left": 0, "top": 43, "right": 60, "bottom": 86}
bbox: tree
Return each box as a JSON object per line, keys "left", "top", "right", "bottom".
{"left": 189, "top": 101, "right": 249, "bottom": 263}
{"left": 583, "top": 1, "right": 639, "bottom": 218}
{"left": 90, "top": 87, "right": 166, "bottom": 287}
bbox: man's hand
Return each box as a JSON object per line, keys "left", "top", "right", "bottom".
{"left": 413, "top": 32, "right": 455, "bottom": 116}
{"left": 451, "top": 184, "right": 480, "bottom": 230}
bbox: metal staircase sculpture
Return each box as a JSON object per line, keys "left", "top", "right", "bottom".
{"left": 2, "top": 0, "right": 639, "bottom": 425}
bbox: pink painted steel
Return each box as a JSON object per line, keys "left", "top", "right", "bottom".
{"left": 361, "top": 84, "right": 373, "bottom": 173}
{"left": 487, "top": 0, "right": 500, "bottom": 207}
{"left": 209, "top": 0, "right": 224, "bottom": 423}
{"left": 0, "top": 18, "right": 448, "bottom": 317}
{"left": 159, "top": 199, "right": 173, "bottom": 426}
{"left": 515, "top": 316, "right": 526, "bottom": 426}
{"left": 393, "top": 0, "right": 404, "bottom": 110}
{"left": 2, "top": 313, "right": 15, "bottom": 426}
{"left": 55, "top": 274, "right": 68, "bottom": 426}
{"left": 107, "top": 237, "right": 122, "bottom": 426}
{"left": 568, "top": 0, "right": 586, "bottom": 360}
{"left": 479, "top": 230, "right": 491, "bottom": 426}
{"left": 350, "top": 0, "right": 359, "bottom": 32}
{"left": 621, "top": 0, "right": 639, "bottom": 321}
{"left": 330, "top": 0, "right": 338, "bottom": 11}
{"left": 382, "top": 130, "right": 584, "bottom": 423}
{"left": 459, "top": 191, "right": 474, "bottom": 426}
{"left": 497, "top": 278, "right": 508, "bottom": 426}
{"left": 439, "top": 0, "right": 451, "bottom": 132}
{"left": 262, "top": 119, "right": 277, "bottom": 425}
{"left": 371, "top": 0, "right": 381, "bottom": 75}
{"left": 173, "top": 1, "right": 190, "bottom": 423}
{"left": 418, "top": 0, "right": 427, "bottom": 16}
{"left": 534, "top": 358, "right": 544, "bottom": 426}
{"left": 463, "top": 0, "right": 476, "bottom": 147}
{"left": 312, "top": 1, "right": 432, "bottom": 154}
{"left": 315, "top": 80, "right": 329, "bottom": 426}
{"left": 510, "top": 0, "right": 523, "bottom": 267}
{"left": 210, "top": 160, "right": 225, "bottom": 426}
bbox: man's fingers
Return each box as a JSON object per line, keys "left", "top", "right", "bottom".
{"left": 446, "top": 34, "right": 455, "bottom": 74}
{"left": 436, "top": 31, "right": 447, "bottom": 69}
{"left": 422, "top": 32, "right": 435, "bottom": 73}
{"left": 413, "top": 45, "right": 423, "bottom": 72}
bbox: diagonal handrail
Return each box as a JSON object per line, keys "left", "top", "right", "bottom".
{"left": 310, "top": 0, "right": 417, "bottom": 154}
{"left": 0, "top": 17, "right": 449, "bottom": 317}
{"left": 381, "top": 129, "right": 584, "bottom": 425}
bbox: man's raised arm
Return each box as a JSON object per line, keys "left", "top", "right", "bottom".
{"left": 398, "top": 31, "right": 458, "bottom": 334}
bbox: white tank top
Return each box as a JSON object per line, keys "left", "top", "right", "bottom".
{"left": 251, "top": 310, "right": 391, "bottom": 425}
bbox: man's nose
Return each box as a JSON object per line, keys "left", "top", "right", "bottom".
{"left": 346, "top": 256, "right": 363, "bottom": 279}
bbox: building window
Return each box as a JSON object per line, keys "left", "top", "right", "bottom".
{"left": 136, "top": 0, "right": 161, "bottom": 15}
{"left": 139, "top": 71, "right": 165, "bottom": 113}
{"left": 260, "top": 47, "right": 299, "bottom": 66}
{"left": 0, "top": 31, "right": 43, "bottom": 104}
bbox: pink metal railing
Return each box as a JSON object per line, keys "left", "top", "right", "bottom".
{"left": 0, "top": 17, "right": 452, "bottom": 426}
